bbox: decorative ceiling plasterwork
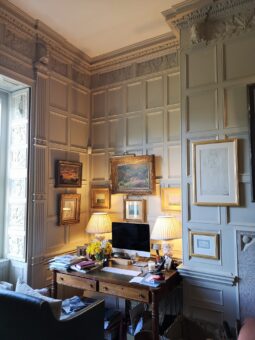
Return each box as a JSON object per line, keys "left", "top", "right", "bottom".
{"left": 164, "top": 0, "right": 255, "bottom": 47}
{"left": 90, "top": 34, "right": 179, "bottom": 73}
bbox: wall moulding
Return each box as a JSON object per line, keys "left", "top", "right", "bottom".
{"left": 178, "top": 264, "right": 238, "bottom": 286}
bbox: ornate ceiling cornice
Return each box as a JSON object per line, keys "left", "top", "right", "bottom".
{"left": 163, "top": 0, "right": 255, "bottom": 47}
{"left": 89, "top": 33, "right": 179, "bottom": 73}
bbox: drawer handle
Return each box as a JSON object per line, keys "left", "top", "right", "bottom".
{"left": 139, "top": 294, "right": 145, "bottom": 299}
{"left": 104, "top": 286, "right": 108, "bottom": 291}
{"left": 90, "top": 284, "right": 94, "bottom": 288}
{"left": 60, "top": 277, "right": 64, "bottom": 281}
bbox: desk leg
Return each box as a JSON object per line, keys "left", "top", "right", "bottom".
{"left": 151, "top": 291, "right": 159, "bottom": 340}
{"left": 51, "top": 270, "right": 57, "bottom": 298}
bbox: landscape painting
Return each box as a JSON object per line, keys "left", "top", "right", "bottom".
{"left": 110, "top": 155, "right": 155, "bottom": 194}
{"left": 55, "top": 160, "right": 82, "bottom": 188}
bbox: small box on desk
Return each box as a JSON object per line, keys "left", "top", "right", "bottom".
{"left": 110, "top": 258, "right": 132, "bottom": 266}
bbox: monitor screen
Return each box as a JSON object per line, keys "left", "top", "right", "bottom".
{"left": 112, "top": 222, "right": 150, "bottom": 253}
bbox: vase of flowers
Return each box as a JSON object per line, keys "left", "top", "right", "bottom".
{"left": 86, "top": 240, "right": 112, "bottom": 263}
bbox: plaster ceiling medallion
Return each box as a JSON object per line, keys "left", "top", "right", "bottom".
{"left": 8, "top": 0, "right": 184, "bottom": 57}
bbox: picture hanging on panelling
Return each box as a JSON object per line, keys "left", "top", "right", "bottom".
{"left": 110, "top": 155, "right": 155, "bottom": 195}
{"left": 161, "top": 187, "right": 181, "bottom": 211}
{"left": 124, "top": 199, "right": 146, "bottom": 223}
{"left": 59, "top": 193, "right": 81, "bottom": 225}
{"left": 189, "top": 230, "right": 220, "bottom": 260}
{"left": 55, "top": 160, "right": 82, "bottom": 188}
{"left": 91, "top": 187, "right": 111, "bottom": 209}
{"left": 192, "top": 139, "right": 239, "bottom": 206}
{"left": 248, "top": 84, "right": 255, "bottom": 202}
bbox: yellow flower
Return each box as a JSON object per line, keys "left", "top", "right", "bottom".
{"left": 86, "top": 240, "right": 112, "bottom": 258}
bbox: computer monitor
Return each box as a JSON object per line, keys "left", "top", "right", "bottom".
{"left": 111, "top": 222, "right": 150, "bottom": 257}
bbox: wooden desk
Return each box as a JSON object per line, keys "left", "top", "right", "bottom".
{"left": 52, "top": 265, "right": 179, "bottom": 340}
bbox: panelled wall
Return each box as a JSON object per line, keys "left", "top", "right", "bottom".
{"left": 0, "top": 1, "right": 91, "bottom": 287}
{"left": 90, "top": 53, "right": 182, "bottom": 258}
{"left": 165, "top": 0, "right": 255, "bottom": 326}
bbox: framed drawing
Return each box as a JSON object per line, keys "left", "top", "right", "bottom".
{"left": 189, "top": 230, "right": 220, "bottom": 260}
{"left": 192, "top": 139, "right": 239, "bottom": 206}
{"left": 161, "top": 187, "right": 181, "bottom": 211}
{"left": 248, "top": 84, "right": 255, "bottom": 201}
{"left": 110, "top": 155, "right": 155, "bottom": 195}
{"left": 124, "top": 199, "right": 146, "bottom": 222}
{"left": 55, "top": 161, "right": 82, "bottom": 188}
{"left": 59, "top": 194, "right": 81, "bottom": 225}
{"left": 91, "top": 187, "right": 111, "bottom": 209}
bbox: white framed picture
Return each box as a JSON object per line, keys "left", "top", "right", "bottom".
{"left": 192, "top": 138, "right": 239, "bottom": 206}
{"left": 189, "top": 230, "right": 219, "bottom": 260}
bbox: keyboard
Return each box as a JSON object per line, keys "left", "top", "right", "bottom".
{"left": 101, "top": 267, "right": 141, "bottom": 276}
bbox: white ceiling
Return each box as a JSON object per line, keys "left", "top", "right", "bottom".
{"left": 9, "top": 0, "right": 182, "bottom": 58}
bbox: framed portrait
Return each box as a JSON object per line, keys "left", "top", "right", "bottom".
{"left": 161, "top": 187, "right": 181, "bottom": 211}
{"left": 189, "top": 230, "right": 220, "bottom": 260}
{"left": 110, "top": 155, "right": 155, "bottom": 195}
{"left": 248, "top": 84, "right": 255, "bottom": 202}
{"left": 55, "top": 161, "right": 82, "bottom": 188}
{"left": 59, "top": 194, "right": 81, "bottom": 225}
{"left": 91, "top": 187, "right": 111, "bottom": 209}
{"left": 124, "top": 199, "right": 146, "bottom": 222}
{"left": 192, "top": 139, "right": 239, "bottom": 206}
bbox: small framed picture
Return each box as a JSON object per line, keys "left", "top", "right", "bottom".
{"left": 192, "top": 139, "right": 239, "bottom": 206}
{"left": 55, "top": 160, "right": 82, "bottom": 188}
{"left": 161, "top": 187, "right": 181, "bottom": 211}
{"left": 91, "top": 187, "right": 111, "bottom": 209}
{"left": 124, "top": 199, "right": 146, "bottom": 222}
{"left": 59, "top": 194, "right": 81, "bottom": 225}
{"left": 189, "top": 230, "right": 220, "bottom": 260}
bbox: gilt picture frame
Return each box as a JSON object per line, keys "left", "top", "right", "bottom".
{"left": 161, "top": 187, "right": 181, "bottom": 211}
{"left": 189, "top": 230, "right": 220, "bottom": 260}
{"left": 124, "top": 199, "right": 146, "bottom": 222}
{"left": 110, "top": 155, "right": 155, "bottom": 195}
{"left": 192, "top": 139, "right": 239, "bottom": 206}
{"left": 91, "top": 187, "right": 111, "bottom": 209}
{"left": 248, "top": 84, "right": 255, "bottom": 202}
{"left": 59, "top": 194, "right": 81, "bottom": 225}
{"left": 55, "top": 160, "right": 82, "bottom": 188}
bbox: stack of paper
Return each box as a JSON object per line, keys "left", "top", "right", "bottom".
{"left": 49, "top": 254, "right": 86, "bottom": 271}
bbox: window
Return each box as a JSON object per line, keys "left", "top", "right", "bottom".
{"left": 0, "top": 79, "right": 29, "bottom": 261}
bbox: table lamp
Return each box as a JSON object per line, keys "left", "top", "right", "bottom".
{"left": 151, "top": 215, "right": 181, "bottom": 269}
{"left": 86, "top": 212, "right": 112, "bottom": 241}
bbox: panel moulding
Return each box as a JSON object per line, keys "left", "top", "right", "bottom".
{"left": 178, "top": 264, "right": 237, "bottom": 286}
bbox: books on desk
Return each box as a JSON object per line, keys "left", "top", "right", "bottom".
{"left": 49, "top": 254, "right": 86, "bottom": 271}
{"left": 70, "top": 260, "right": 99, "bottom": 273}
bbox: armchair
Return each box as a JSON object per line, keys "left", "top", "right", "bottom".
{"left": 0, "top": 290, "right": 104, "bottom": 340}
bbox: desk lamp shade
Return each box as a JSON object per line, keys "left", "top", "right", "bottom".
{"left": 86, "top": 212, "right": 112, "bottom": 234}
{"left": 151, "top": 216, "right": 181, "bottom": 240}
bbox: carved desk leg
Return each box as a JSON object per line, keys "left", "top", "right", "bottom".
{"left": 151, "top": 290, "right": 159, "bottom": 340}
{"left": 51, "top": 270, "right": 57, "bottom": 298}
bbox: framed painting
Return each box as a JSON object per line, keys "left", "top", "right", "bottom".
{"left": 192, "top": 139, "right": 239, "bottom": 206}
{"left": 110, "top": 155, "right": 155, "bottom": 195}
{"left": 124, "top": 199, "right": 146, "bottom": 222}
{"left": 248, "top": 84, "right": 255, "bottom": 202}
{"left": 91, "top": 187, "right": 111, "bottom": 209}
{"left": 55, "top": 161, "right": 82, "bottom": 188}
{"left": 189, "top": 230, "right": 220, "bottom": 260}
{"left": 161, "top": 187, "right": 181, "bottom": 211}
{"left": 59, "top": 194, "right": 81, "bottom": 225}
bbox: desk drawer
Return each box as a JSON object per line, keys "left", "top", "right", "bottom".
{"left": 57, "top": 273, "right": 96, "bottom": 292}
{"left": 99, "top": 282, "right": 149, "bottom": 303}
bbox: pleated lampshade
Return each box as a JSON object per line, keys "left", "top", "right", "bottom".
{"left": 151, "top": 216, "right": 181, "bottom": 240}
{"left": 86, "top": 212, "right": 112, "bottom": 234}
